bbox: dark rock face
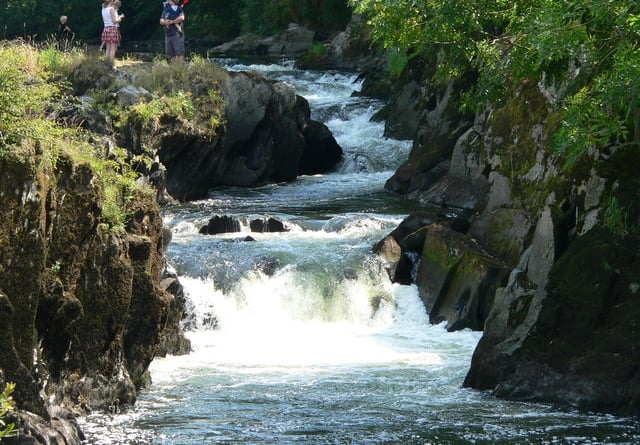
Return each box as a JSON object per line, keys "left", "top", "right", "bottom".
{"left": 374, "top": 212, "right": 444, "bottom": 284}
{"left": 416, "top": 224, "right": 510, "bottom": 331}
{"left": 249, "top": 217, "right": 289, "bottom": 233}
{"left": 217, "top": 73, "right": 342, "bottom": 186}
{"left": 374, "top": 212, "right": 508, "bottom": 331}
{"left": 200, "top": 215, "right": 242, "bottom": 235}
{"left": 0, "top": 150, "right": 188, "bottom": 439}
{"left": 464, "top": 228, "right": 640, "bottom": 415}
{"left": 384, "top": 71, "right": 474, "bottom": 195}
{"left": 125, "top": 70, "right": 343, "bottom": 202}
{"left": 200, "top": 215, "right": 291, "bottom": 235}
{"left": 300, "top": 120, "right": 344, "bottom": 175}
{"left": 5, "top": 409, "right": 85, "bottom": 445}
{"left": 376, "top": 52, "right": 640, "bottom": 414}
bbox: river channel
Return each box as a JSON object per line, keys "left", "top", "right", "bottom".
{"left": 79, "top": 59, "right": 640, "bottom": 445}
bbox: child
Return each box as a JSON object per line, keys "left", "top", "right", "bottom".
{"left": 101, "top": 0, "right": 125, "bottom": 60}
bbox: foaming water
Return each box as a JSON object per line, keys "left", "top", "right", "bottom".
{"left": 157, "top": 278, "right": 445, "bottom": 372}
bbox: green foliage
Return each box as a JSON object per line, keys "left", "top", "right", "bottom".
{"left": 0, "top": 41, "right": 151, "bottom": 231}
{"left": 603, "top": 196, "right": 635, "bottom": 236}
{"left": 37, "top": 42, "right": 86, "bottom": 74}
{"left": 187, "top": 0, "right": 241, "bottom": 38}
{"left": 130, "top": 56, "right": 225, "bottom": 132}
{"left": 128, "top": 93, "right": 195, "bottom": 135}
{"left": 0, "top": 41, "right": 76, "bottom": 173}
{"left": 351, "top": 0, "right": 640, "bottom": 171}
{"left": 307, "top": 42, "right": 327, "bottom": 58}
{"left": 91, "top": 148, "right": 146, "bottom": 230}
{"left": 0, "top": 382, "right": 17, "bottom": 439}
{"left": 238, "top": 0, "right": 351, "bottom": 35}
{"left": 386, "top": 48, "right": 408, "bottom": 80}
{"left": 2, "top": 0, "right": 351, "bottom": 42}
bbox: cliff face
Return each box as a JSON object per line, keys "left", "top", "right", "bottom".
{"left": 1, "top": 53, "right": 344, "bottom": 441}
{"left": 378, "top": 57, "right": 640, "bottom": 414}
{"left": 0, "top": 147, "right": 186, "bottom": 440}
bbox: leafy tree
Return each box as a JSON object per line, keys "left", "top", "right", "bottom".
{"left": 1, "top": 0, "right": 350, "bottom": 42}
{"left": 350, "top": 0, "right": 640, "bottom": 166}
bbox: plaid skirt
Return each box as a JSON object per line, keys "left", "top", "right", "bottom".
{"left": 101, "top": 26, "right": 120, "bottom": 44}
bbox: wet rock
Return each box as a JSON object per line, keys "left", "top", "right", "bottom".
{"left": 373, "top": 211, "right": 471, "bottom": 285}
{"left": 200, "top": 215, "right": 242, "bottom": 234}
{"left": 415, "top": 224, "right": 510, "bottom": 331}
{"left": 464, "top": 228, "right": 640, "bottom": 415}
{"left": 128, "top": 69, "right": 343, "bottom": 201}
{"left": 4, "top": 410, "right": 84, "bottom": 445}
{"left": 250, "top": 217, "right": 289, "bottom": 233}
{"left": 1, "top": 149, "right": 186, "bottom": 439}
{"left": 385, "top": 75, "right": 473, "bottom": 194}
{"left": 300, "top": 120, "right": 344, "bottom": 175}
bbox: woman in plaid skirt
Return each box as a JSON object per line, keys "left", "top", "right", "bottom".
{"left": 101, "top": 0, "right": 125, "bottom": 60}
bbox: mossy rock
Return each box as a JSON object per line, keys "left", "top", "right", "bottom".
{"left": 67, "top": 55, "right": 115, "bottom": 96}
{"left": 416, "top": 224, "right": 509, "bottom": 330}
{"left": 473, "top": 227, "right": 640, "bottom": 414}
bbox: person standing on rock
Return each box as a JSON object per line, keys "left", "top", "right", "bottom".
{"left": 160, "top": 0, "right": 185, "bottom": 62}
{"left": 101, "top": 0, "right": 125, "bottom": 60}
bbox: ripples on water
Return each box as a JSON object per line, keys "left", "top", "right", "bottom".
{"left": 78, "top": 59, "right": 640, "bottom": 445}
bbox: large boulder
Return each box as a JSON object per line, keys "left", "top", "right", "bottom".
{"left": 300, "top": 120, "right": 343, "bottom": 175}
{"left": 415, "top": 224, "right": 510, "bottom": 331}
{"left": 373, "top": 211, "right": 459, "bottom": 285}
{"left": 123, "top": 69, "right": 343, "bottom": 201}
{"left": 464, "top": 228, "right": 640, "bottom": 415}
{"left": 211, "top": 23, "right": 316, "bottom": 57}
{"left": 200, "top": 215, "right": 242, "bottom": 235}
{"left": 373, "top": 210, "right": 508, "bottom": 332}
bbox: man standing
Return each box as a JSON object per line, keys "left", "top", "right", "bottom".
{"left": 160, "top": 0, "right": 185, "bottom": 62}
{"left": 56, "top": 15, "right": 75, "bottom": 48}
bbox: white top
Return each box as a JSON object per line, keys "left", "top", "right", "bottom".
{"left": 102, "top": 6, "right": 115, "bottom": 26}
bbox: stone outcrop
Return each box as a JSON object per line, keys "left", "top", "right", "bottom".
{"left": 415, "top": 224, "right": 510, "bottom": 331}
{"left": 122, "top": 68, "right": 343, "bottom": 201}
{"left": 374, "top": 212, "right": 508, "bottom": 331}
{"left": 375, "top": 52, "right": 640, "bottom": 414}
{"left": 384, "top": 63, "right": 475, "bottom": 195}
{"left": 464, "top": 228, "right": 640, "bottom": 414}
{"left": 0, "top": 147, "right": 189, "bottom": 441}
{"left": 211, "top": 23, "right": 316, "bottom": 57}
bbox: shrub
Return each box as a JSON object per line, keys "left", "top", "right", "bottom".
{"left": 0, "top": 382, "right": 17, "bottom": 439}
{"left": 0, "top": 41, "right": 152, "bottom": 231}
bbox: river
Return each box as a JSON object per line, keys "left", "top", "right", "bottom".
{"left": 79, "top": 59, "right": 640, "bottom": 444}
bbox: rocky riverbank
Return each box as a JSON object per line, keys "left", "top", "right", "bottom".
{"left": 0, "top": 41, "right": 346, "bottom": 442}
{"left": 371, "top": 54, "right": 640, "bottom": 414}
